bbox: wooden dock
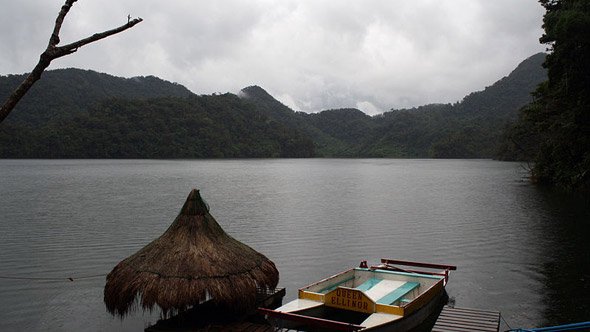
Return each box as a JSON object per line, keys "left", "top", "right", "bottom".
{"left": 186, "top": 321, "right": 277, "bottom": 331}
{"left": 188, "top": 306, "right": 500, "bottom": 332}
{"left": 150, "top": 304, "right": 500, "bottom": 331}
{"left": 195, "top": 306, "right": 501, "bottom": 331}
{"left": 432, "top": 306, "right": 501, "bottom": 332}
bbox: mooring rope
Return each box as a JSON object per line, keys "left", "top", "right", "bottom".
{"left": 501, "top": 313, "right": 513, "bottom": 331}
{"left": 0, "top": 273, "right": 106, "bottom": 282}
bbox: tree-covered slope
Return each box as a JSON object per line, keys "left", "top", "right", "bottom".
{"left": 0, "top": 94, "right": 314, "bottom": 158}
{"left": 498, "top": 0, "right": 590, "bottom": 192}
{"left": 378, "top": 53, "right": 546, "bottom": 158}
{"left": 299, "top": 53, "right": 547, "bottom": 158}
{"left": 0, "top": 68, "right": 193, "bottom": 125}
{"left": 0, "top": 53, "right": 546, "bottom": 159}
{"left": 239, "top": 85, "right": 348, "bottom": 155}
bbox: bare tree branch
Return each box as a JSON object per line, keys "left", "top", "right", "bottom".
{"left": 49, "top": 0, "right": 78, "bottom": 48}
{"left": 54, "top": 18, "right": 143, "bottom": 58}
{"left": 0, "top": 0, "right": 143, "bottom": 124}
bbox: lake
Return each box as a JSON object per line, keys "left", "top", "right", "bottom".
{"left": 0, "top": 159, "right": 588, "bottom": 331}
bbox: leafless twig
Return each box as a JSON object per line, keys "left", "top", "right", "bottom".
{"left": 0, "top": 0, "right": 142, "bottom": 123}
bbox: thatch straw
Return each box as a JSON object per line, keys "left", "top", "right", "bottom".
{"left": 104, "top": 189, "right": 279, "bottom": 317}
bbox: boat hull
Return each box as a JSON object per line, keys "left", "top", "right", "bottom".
{"left": 366, "top": 289, "right": 447, "bottom": 332}
{"left": 263, "top": 259, "right": 457, "bottom": 331}
{"left": 271, "top": 289, "right": 447, "bottom": 331}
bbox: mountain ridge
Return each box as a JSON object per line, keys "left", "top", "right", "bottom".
{"left": 0, "top": 53, "right": 547, "bottom": 158}
{"left": 0, "top": 68, "right": 193, "bottom": 125}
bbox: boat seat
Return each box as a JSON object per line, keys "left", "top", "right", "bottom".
{"left": 364, "top": 280, "right": 406, "bottom": 301}
{"left": 355, "top": 277, "right": 382, "bottom": 291}
{"left": 376, "top": 282, "right": 420, "bottom": 305}
{"left": 317, "top": 276, "right": 355, "bottom": 294}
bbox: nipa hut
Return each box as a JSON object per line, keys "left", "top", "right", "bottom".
{"left": 104, "top": 189, "right": 279, "bottom": 317}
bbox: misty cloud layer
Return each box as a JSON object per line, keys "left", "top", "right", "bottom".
{"left": 0, "top": 0, "right": 545, "bottom": 115}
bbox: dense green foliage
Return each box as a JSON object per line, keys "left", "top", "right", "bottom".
{"left": 0, "top": 53, "right": 545, "bottom": 159}
{"left": 499, "top": 0, "right": 590, "bottom": 191}
{"left": 305, "top": 53, "right": 547, "bottom": 158}
{"left": 0, "top": 68, "right": 193, "bottom": 126}
{"left": 0, "top": 95, "right": 314, "bottom": 158}
{"left": 239, "top": 86, "right": 347, "bottom": 155}
{"left": 242, "top": 53, "right": 546, "bottom": 158}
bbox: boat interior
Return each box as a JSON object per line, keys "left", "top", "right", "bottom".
{"left": 269, "top": 267, "right": 446, "bottom": 330}
{"left": 301, "top": 267, "right": 443, "bottom": 306}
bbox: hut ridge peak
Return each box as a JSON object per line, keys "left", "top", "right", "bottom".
{"left": 180, "top": 189, "right": 210, "bottom": 216}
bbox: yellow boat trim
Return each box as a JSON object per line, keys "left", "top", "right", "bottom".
{"left": 375, "top": 303, "right": 404, "bottom": 316}
{"left": 299, "top": 290, "right": 324, "bottom": 302}
{"left": 403, "top": 278, "right": 444, "bottom": 315}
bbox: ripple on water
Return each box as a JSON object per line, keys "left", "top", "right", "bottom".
{"left": 0, "top": 159, "right": 588, "bottom": 330}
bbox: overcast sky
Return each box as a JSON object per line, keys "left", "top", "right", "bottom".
{"left": 0, "top": 0, "right": 546, "bottom": 115}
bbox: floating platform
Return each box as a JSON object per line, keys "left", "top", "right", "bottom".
{"left": 432, "top": 306, "right": 500, "bottom": 332}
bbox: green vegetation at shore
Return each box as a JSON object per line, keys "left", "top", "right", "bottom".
{"left": 498, "top": 0, "right": 590, "bottom": 192}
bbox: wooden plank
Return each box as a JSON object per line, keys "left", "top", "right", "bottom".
{"left": 438, "top": 313, "right": 500, "bottom": 324}
{"left": 433, "top": 306, "right": 500, "bottom": 332}
{"left": 435, "top": 319, "right": 499, "bottom": 330}
{"left": 439, "top": 319, "right": 498, "bottom": 329}
{"left": 443, "top": 306, "right": 500, "bottom": 315}
{"left": 380, "top": 258, "right": 458, "bottom": 271}
{"left": 438, "top": 313, "right": 499, "bottom": 323}
{"left": 437, "top": 315, "right": 500, "bottom": 327}
{"left": 439, "top": 311, "right": 498, "bottom": 319}
{"left": 435, "top": 321, "right": 498, "bottom": 332}
{"left": 439, "top": 309, "right": 498, "bottom": 319}
{"left": 439, "top": 310, "right": 499, "bottom": 321}
{"left": 433, "top": 326, "right": 495, "bottom": 332}
{"left": 433, "top": 314, "right": 500, "bottom": 332}
{"left": 433, "top": 327, "right": 486, "bottom": 332}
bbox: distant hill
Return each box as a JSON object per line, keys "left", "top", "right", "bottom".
{"left": 0, "top": 53, "right": 546, "bottom": 158}
{"left": 242, "top": 53, "right": 547, "bottom": 158}
{"left": 239, "top": 86, "right": 350, "bottom": 155}
{"left": 0, "top": 70, "right": 314, "bottom": 158}
{"left": 0, "top": 94, "right": 315, "bottom": 158}
{"left": 0, "top": 68, "right": 193, "bottom": 125}
{"left": 309, "top": 52, "right": 547, "bottom": 158}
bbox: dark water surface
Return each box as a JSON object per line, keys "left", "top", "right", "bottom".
{"left": 0, "top": 159, "right": 588, "bottom": 331}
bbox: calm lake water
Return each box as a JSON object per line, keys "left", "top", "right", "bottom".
{"left": 0, "top": 159, "right": 588, "bottom": 331}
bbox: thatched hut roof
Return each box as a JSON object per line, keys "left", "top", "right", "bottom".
{"left": 104, "top": 189, "right": 279, "bottom": 317}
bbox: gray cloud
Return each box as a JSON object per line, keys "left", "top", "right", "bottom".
{"left": 0, "top": 0, "right": 545, "bottom": 115}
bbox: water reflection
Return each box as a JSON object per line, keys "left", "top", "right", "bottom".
{"left": 0, "top": 159, "right": 588, "bottom": 331}
{"left": 533, "top": 189, "right": 590, "bottom": 326}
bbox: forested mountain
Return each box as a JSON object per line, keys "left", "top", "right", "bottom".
{"left": 0, "top": 53, "right": 546, "bottom": 158}
{"left": 239, "top": 86, "right": 356, "bottom": 156}
{"left": 0, "top": 94, "right": 314, "bottom": 158}
{"left": 242, "top": 53, "right": 546, "bottom": 158}
{"left": 297, "top": 52, "right": 547, "bottom": 158}
{"left": 0, "top": 68, "right": 193, "bottom": 126}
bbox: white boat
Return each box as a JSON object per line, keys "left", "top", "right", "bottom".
{"left": 260, "top": 258, "right": 456, "bottom": 331}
